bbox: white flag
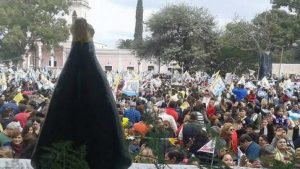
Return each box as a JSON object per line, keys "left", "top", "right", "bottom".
{"left": 197, "top": 140, "right": 215, "bottom": 154}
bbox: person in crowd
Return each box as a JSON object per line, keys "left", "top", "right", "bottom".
{"left": 31, "top": 118, "right": 42, "bottom": 137}
{"left": 232, "top": 84, "right": 248, "bottom": 102}
{"left": 124, "top": 101, "right": 141, "bottom": 126}
{"left": 0, "top": 122, "right": 22, "bottom": 146}
{"left": 178, "top": 112, "right": 208, "bottom": 147}
{"left": 131, "top": 121, "right": 150, "bottom": 137}
{"left": 223, "top": 112, "right": 234, "bottom": 124}
{"left": 238, "top": 109, "right": 252, "bottom": 128}
{"left": 274, "top": 137, "right": 295, "bottom": 164}
{"left": 0, "top": 96, "right": 19, "bottom": 115}
{"left": 239, "top": 134, "right": 260, "bottom": 162}
{"left": 0, "top": 146, "right": 13, "bottom": 158}
{"left": 273, "top": 107, "right": 288, "bottom": 129}
{"left": 259, "top": 144, "right": 276, "bottom": 168}
{"left": 134, "top": 144, "right": 156, "bottom": 163}
{"left": 258, "top": 135, "right": 269, "bottom": 147}
{"left": 165, "top": 101, "right": 179, "bottom": 122}
{"left": 202, "top": 89, "right": 212, "bottom": 108}
{"left": 157, "top": 102, "right": 177, "bottom": 132}
{"left": 219, "top": 123, "right": 238, "bottom": 157}
{"left": 14, "top": 108, "right": 32, "bottom": 128}
{"left": 3, "top": 130, "right": 23, "bottom": 158}
{"left": 271, "top": 125, "right": 294, "bottom": 149}
{"left": 128, "top": 136, "right": 141, "bottom": 154}
{"left": 164, "top": 149, "right": 184, "bottom": 164}
{"left": 207, "top": 99, "right": 216, "bottom": 120}
{"left": 222, "top": 153, "right": 235, "bottom": 167}
{"left": 0, "top": 108, "right": 13, "bottom": 129}
{"left": 192, "top": 101, "right": 210, "bottom": 126}
{"left": 259, "top": 118, "right": 275, "bottom": 143}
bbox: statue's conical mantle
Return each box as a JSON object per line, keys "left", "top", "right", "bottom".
{"left": 31, "top": 18, "right": 132, "bottom": 169}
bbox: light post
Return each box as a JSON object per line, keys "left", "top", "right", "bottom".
{"left": 137, "top": 60, "right": 141, "bottom": 74}
{"left": 279, "top": 46, "right": 284, "bottom": 77}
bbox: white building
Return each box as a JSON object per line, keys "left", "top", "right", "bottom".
{"left": 22, "top": 0, "right": 169, "bottom": 74}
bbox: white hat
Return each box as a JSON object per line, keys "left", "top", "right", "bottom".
{"left": 6, "top": 121, "right": 22, "bottom": 132}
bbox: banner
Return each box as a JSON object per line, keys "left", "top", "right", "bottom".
{"left": 245, "top": 81, "right": 256, "bottom": 90}
{"left": 122, "top": 80, "right": 139, "bottom": 96}
{"left": 237, "top": 76, "right": 245, "bottom": 85}
{"left": 198, "top": 139, "right": 215, "bottom": 153}
{"left": 209, "top": 76, "right": 225, "bottom": 97}
{"left": 261, "top": 77, "right": 271, "bottom": 89}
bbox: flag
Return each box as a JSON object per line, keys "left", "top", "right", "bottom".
{"left": 168, "top": 138, "right": 178, "bottom": 146}
{"left": 13, "top": 92, "right": 24, "bottom": 104}
{"left": 198, "top": 139, "right": 215, "bottom": 153}
{"left": 237, "top": 146, "right": 244, "bottom": 166}
{"left": 122, "top": 80, "right": 139, "bottom": 96}
{"left": 245, "top": 81, "right": 256, "bottom": 90}
{"left": 237, "top": 76, "right": 245, "bottom": 85}
{"left": 261, "top": 77, "right": 271, "bottom": 89}
{"left": 209, "top": 76, "right": 225, "bottom": 97}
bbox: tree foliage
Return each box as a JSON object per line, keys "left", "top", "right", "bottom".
{"left": 117, "top": 39, "right": 133, "bottom": 49}
{"left": 133, "top": 0, "right": 143, "bottom": 47}
{"left": 0, "top": 0, "right": 71, "bottom": 61}
{"left": 272, "top": 0, "right": 300, "bottom": 14}
{"left": 219, "top": 9, "right": 300, "bottom": 72}
{"left": 137, "top": 4, "right": 218, "bottom": 73}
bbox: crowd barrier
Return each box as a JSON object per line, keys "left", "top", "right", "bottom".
{"left": 0, "top": 158, "right": 261, "bottom": 169}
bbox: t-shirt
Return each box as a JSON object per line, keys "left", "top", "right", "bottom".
{"left": 0, "top": 132, "right": 11, "bottom": 146}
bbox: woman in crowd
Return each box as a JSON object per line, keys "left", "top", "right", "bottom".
{"left": 219, "top": 123, "right": 238, "bottom": 157}
{"left": 3, "top": 130, "right": 23, "bottom": 158}
{"left": 222, "top": 153, "right": 235, "bottom": 167}
{"left": 258, "top": 135, "right": 269, "bottom": 147}
{"left": 274, "top": 137, "right": 295, "bottom": 164}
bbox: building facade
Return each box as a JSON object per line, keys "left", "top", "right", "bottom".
{"left": 21, "top": 0, "right": 170, "bottom": 73}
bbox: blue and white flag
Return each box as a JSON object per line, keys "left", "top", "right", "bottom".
{"left": 122, "top": 80, "right": 139, "bottom": 96}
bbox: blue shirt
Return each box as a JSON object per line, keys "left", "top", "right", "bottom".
{"left": 232, "top": 87, "right": 248, "bottom": 102}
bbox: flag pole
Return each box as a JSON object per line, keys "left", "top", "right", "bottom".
{"left": 210, "top": 139, "right": 216, "bottom": 168}
{"left": 210, "top": 149, "right": 215, "bottom": 168}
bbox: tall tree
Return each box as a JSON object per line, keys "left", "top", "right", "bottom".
{"left": 272, "top": 0, "right": 300, "bottom": 14}
{"left": 117, "top": 39, "right": 133, "bottom": 49}
{"left": 133, "top": 0, "right": 143, "bottom": 47}
{"left": 137, "top": 4, "right": 218, "bottom": 73}
{"left": 0, "top": 0, "right": 71, "bottom": 62}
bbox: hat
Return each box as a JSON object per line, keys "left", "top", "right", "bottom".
{"left": 6, "top": 121, "right": 22, "bottom": 132}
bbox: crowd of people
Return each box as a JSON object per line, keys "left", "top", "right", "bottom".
{"left": 0, "top": 67, "right": 300, "bottom": 168}
{"left": 116, "top": 73, "right": 300, "bottom": 168}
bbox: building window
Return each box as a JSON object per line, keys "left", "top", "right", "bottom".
{"left": 49, "top": 56, "right": 57, "bottom": 67}
{"left": 148, "top": 66, "right": 154, "bottom": 71}
{"left": 127, "top": 67, "right": 134, "bottom": 71}
{"left": 105, "top": 66, "right": 112, "bottom": 71}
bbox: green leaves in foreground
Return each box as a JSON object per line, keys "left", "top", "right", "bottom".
{"left": 40, "top": 141, "right": 89, "bottom": 169}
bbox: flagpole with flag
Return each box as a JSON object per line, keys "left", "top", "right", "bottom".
{"left": 197, "top": 139, "right": 216, "bottom": 167}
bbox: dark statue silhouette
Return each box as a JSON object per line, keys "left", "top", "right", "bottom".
{"left": 31, "top": 18, "right": 132, "bottom": 169}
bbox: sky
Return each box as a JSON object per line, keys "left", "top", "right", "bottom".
{"left": 88, "top": 0, "right": 272, "bottom": 48}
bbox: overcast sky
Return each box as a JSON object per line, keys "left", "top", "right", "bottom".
{"left": 88, "top": 0, "right": 272, "bottom": 48}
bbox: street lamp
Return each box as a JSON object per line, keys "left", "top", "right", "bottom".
{"left": 279, "top": 46, "right": 284, "bottom": 77}
{"left": 137, "top": 60, "right": 141, "bottom": 74}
